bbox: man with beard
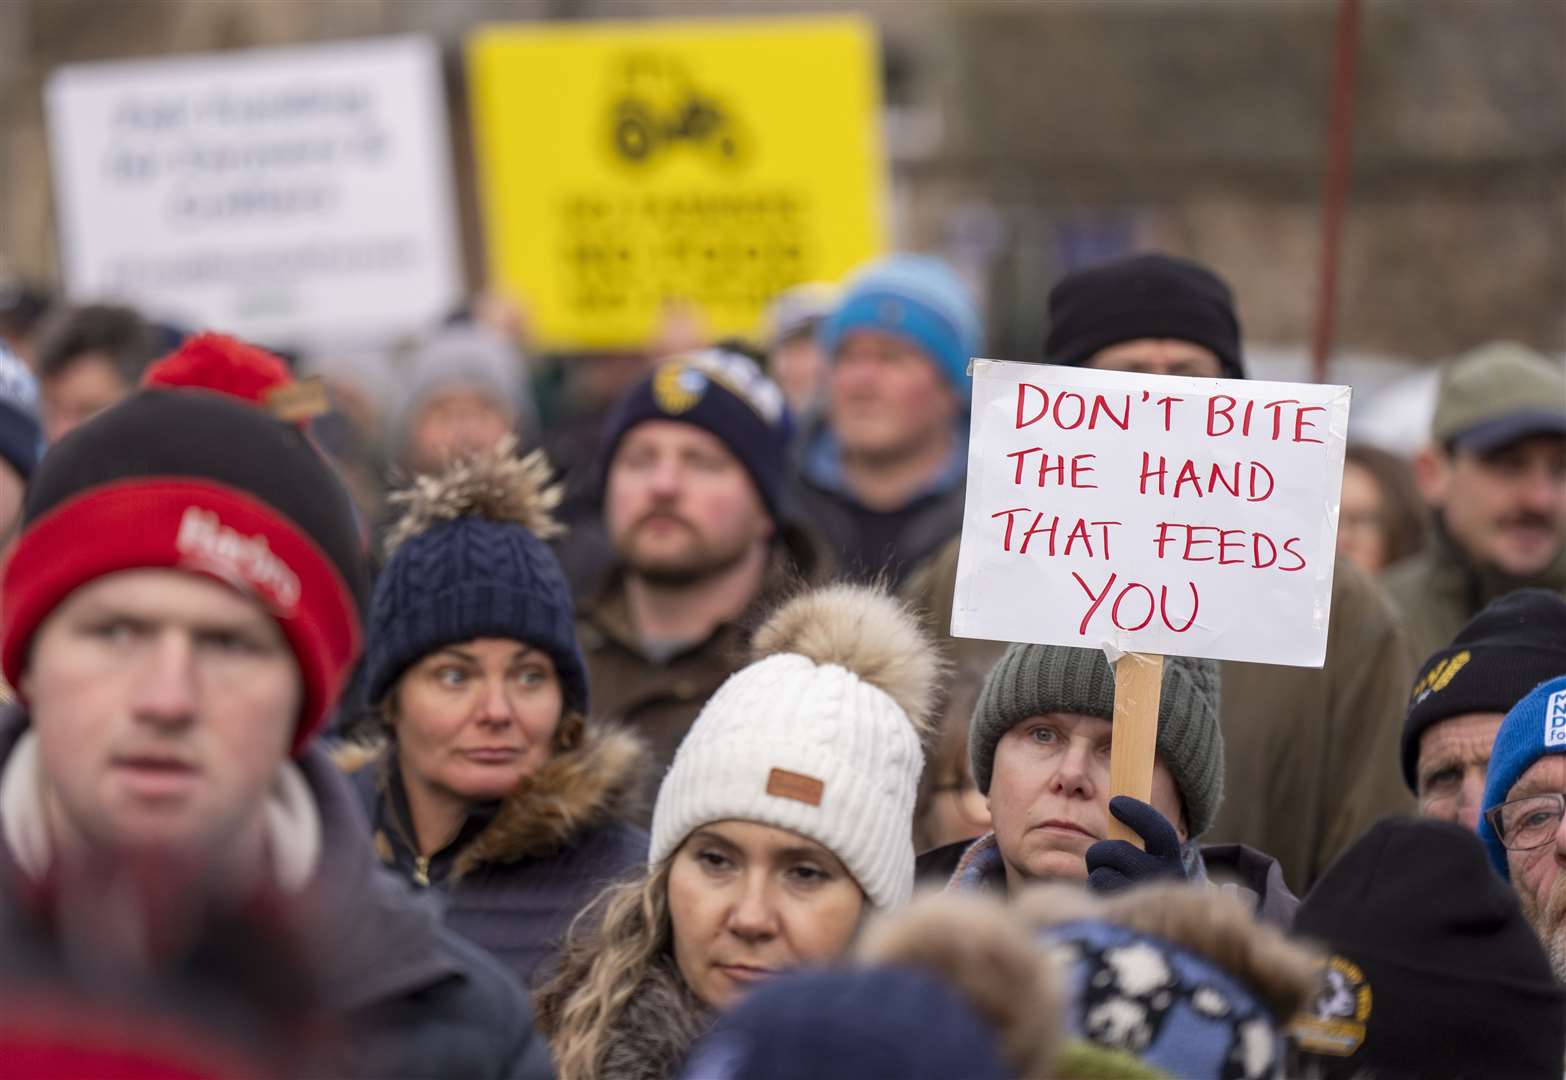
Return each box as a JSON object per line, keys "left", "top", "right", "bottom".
{"left": 1385, "top": 342, "right": 1566, "bottom": 663}
{"left": 1480, "top": 674, "right": 1566, "bottom": 983}
{"left": 578, "top": 347, "right": 829, "bottom": 789}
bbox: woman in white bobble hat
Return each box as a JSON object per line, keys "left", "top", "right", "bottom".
{"left": 535, "top": 583, "right": 940, "bottom": 1080}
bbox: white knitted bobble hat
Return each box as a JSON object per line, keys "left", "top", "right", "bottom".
{"left": 648, "top": 584, "right": 942, "bottom": 909}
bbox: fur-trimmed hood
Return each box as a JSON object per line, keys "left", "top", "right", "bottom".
{"left": 597, "top": 956, "right": 712, "bottom": 1080}
{"left": 334, "top": 721, "right": 648, "bottom": 880}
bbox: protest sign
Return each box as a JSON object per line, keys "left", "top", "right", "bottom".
{"left": 467, "top": 16, "right": 887, "bottom": 351}
{"left": 46, "top": 36, "right": 461, "bottom": 347}
{"left": 952, "top": 360, "right": 1351, "bottom": 843}
{"left": 951, "top": 360, "right": 1351, "bottom": 668}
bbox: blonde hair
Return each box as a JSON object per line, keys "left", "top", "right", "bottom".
{"left": 534, "top": 860, "right": 675, "bottom": 1080}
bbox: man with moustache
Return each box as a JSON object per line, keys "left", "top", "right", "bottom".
{"left": 1402, "top": 589, "right": 1566, "bottom": 832}
{"left": 578, "top": 347, "right": 829, "bottom": 785}
{"left": 1480, "top": 674, "right": 1566, "bottom": 982}
{"left": 1386, "top": 342, "right": 1566, "bottom": 663}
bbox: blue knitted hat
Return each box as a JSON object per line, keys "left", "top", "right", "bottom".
{"left": 599, "top": 347, "right": 793, "bottom": 523}
{"left": 364, "top": 440, "right": 588, "bottom": 714}
{"left": 819, "top": 254, "right": 983, "bottom": 400}
{"left": 1478, "top": 674, "right": 1566, "bottom": 878}
{"left": 1042, "top": 918, "right": 1289, "bottom": 1079}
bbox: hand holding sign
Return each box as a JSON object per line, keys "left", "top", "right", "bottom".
{"left": 952, "top": 361, "right": 1350, "bottom": 843}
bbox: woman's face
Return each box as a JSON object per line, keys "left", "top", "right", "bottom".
{"left": 667, "top": 819, "right": 866, "bottom": 1010}
{"left": 1337, "top": 461, "right": 1390, "bottom": 575}
{"left": 392, "top": 638, "right": 562, "bottom": 804}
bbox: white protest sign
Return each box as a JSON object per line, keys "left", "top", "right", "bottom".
{"left": 46, "top": 36, "right": 461, "bottom": 347}
{"left": 951, "top": 360, "right": 1351, "bottom": 667}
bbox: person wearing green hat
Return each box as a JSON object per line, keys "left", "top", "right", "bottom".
{"left": 1385, "top": 341, "right": 1566, "bottom": 663}
{"left": 917, "top": 643, "right": 1298, "bottom": 929}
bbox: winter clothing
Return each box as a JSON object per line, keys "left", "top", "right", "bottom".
{"left": 594, "top": 956, "right": 712, "bottom": 1080}
{"left": 1042, "top": 253, "right": 1245, "bottom": 378}
{"left": 0, "top": 366, "right": 366, "bottom": 754}
{"left": 1383, "top": 519, "right": 1566, "bottom": 665}
{"left": 818, "top": 254, "right": 982, "bottom": 399}
{"left": 340, "top": 723, "right": 648, "bottom": 988}
{"left": 1478, "top": 674, "right": 1566, "bottom": 877}
{"left": 764, "top": 282, "right": 838, "bottom": 350}
{"left": 1291, "top": 816, "right": 1565, "bottom": 1079}
{"left": 577, "top": 522, "right": 830, "bottom": 791}
{"left": 679, "top": 966, "right": 1012, "bottom": 1080}
{"left": 791, "top": 416, "right": 969, "bottom": 588}
{"left": 1208, "top": 556, "right": 1413, "bottom": 893}
{"left": 392, "top": 323, "right": 535, "bottom": 456}
{"left": 363, "top": 443, "right": 589, "bottom": 713}
{"left": 968, "top": 644, "right": 1224, "bottom": 838}
{"left": 1086, "top": 796, "right": 1189, "bottom": 894}
{"left": 650, "top": 585, "right": 939, "bottom": 910}
{"left": 1401, "top": 588, "right": 1566, "bottom": 790}
{"left": 1429, "top": 340, "right": 1566, "bottom": 454}
{"left": 0, "top": 708, "right": 552, "bottom": 1080}
{"left": 1043, "top": 916, "right": 1291, "bottom": 1079}
{"left": 918, "top": 835, "right": 1299, "bottom": 930}
{"left": 0, "top": 342, "right": 41, "bottom": 480}
{"left": 599, "top": 347, "right": 793, "bottom": 523}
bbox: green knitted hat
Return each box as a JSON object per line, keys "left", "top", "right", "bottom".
{"left": 968, "top": 645, "right": 1224, "bottom": 837}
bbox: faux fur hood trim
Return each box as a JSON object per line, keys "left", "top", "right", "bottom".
{"left": 331, "top": 723, "right": 647, "bottom": 878}
{"left": 599, "top": 956, "right": 712, "bottom": 1080}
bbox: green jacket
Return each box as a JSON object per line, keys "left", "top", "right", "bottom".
{"left": 1381, "top": 523, "right": 1566, "bottom": 665}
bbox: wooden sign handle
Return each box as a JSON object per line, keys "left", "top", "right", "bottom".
{"left": 1106, "top": 652, "right": 1165, "bottom": 849}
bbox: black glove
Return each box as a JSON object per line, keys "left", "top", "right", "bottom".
{"left": 1085, "top": 796, "right": 1186, "bottom": 894}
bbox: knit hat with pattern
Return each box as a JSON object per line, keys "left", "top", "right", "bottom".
{"left": 969, "top": 645, "right": 1223, "bottom": 837}
{"left": 649, "top": 585, "right": 941, "bottom": 909}
{"left": 363, "top": 437, "right": 588, "bottom": 714}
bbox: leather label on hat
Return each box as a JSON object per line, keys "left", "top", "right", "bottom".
{"left": 766, "top": 768, "right": 824, "bottom": 807}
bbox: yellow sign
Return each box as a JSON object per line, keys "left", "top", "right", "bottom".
{"left": 468, "top": 16, "right": 887, "bottom": 351}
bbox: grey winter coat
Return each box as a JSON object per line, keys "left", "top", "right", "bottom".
{"left": 0, "top": 708, "right": 552, "bottom": 1080}
{"left": 340, "top": 722, "right": 649, "bottom": 988}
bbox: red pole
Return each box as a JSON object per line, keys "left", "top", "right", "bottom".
{"left": 1312, "top": 0, "right": 1362, "bottom": 384}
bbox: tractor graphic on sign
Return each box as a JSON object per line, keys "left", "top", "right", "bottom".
{"left": 608, "top": 53, "right": 747, "bottom": 169}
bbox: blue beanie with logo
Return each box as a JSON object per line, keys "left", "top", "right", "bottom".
{"left": 599, "top": 348, "right": 793, "bottom": 523}
{"left": 1478, "top": 674, "right": 1566, "bottom": 878}
{"left": 818, "top": 254, "right": 983, "bottom": 400}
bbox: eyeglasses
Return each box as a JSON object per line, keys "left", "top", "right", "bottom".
{"left": 1485, "top": 793, "right": 1566, "bottom": 851}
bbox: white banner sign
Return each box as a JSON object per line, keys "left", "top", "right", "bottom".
{"left": 951, "top": 360, "right": 1351, "bottom": 667}
{"left": 47, "top": 36, "right": 461, "bottom": 347}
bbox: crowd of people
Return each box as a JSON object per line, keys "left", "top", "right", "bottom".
{"left": 0, "top": 244, "right": 1563, "bottom": 1079}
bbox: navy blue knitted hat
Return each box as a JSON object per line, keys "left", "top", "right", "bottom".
{"left": 599, "top": 347, "right": 793, "bottom": 523}
{"left": 364, "top": 439, "right": 588, "bottom": 714}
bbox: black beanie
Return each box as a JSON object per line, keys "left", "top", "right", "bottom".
{"left": 1290, "top": 817, "right": 1566, "bottom": 1080}
{"left": 1401, "top": 588, "right": 1566, "bottom": 790}
{"left": 1043, "top": 253, "right": 1244, "bottom": 378}
{"left": 1, "top": 388, "right": 368, "bottom": 751}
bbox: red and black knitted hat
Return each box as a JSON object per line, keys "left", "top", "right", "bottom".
{"left": 0, "top": 336, "right": 366, "bottom": 753}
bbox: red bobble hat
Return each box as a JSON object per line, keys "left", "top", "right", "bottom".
{"left": 1, "top": 335, "right": 366, "bottom": 753}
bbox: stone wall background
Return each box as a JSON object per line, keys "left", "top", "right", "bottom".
{"left": 2, "top": 0, "right": 1562, "bottom": 361}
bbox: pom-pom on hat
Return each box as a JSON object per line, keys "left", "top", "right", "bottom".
{"left": 648, "top": 584, "right": 941, "bottom": 909}
{"left": 142, "top": 333, "right": 329, "bottom": 427}
{"left": 1, "top": 372, "right": 366, "bottom": 754}
{"left": 363, "top": 436, "right": 588, "bottom": 714}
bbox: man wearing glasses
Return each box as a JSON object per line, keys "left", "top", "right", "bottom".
{"left": 1480, "top": 674, "right": 1566, "bottom": 980}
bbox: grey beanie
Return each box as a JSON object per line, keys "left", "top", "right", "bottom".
{"left": 969, "top": 645, "right": 1224, "bottom": 837}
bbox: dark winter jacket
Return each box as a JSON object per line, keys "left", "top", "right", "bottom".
{"left": 576, "top": 523, "right": 830, "bottom": 799}
{"left": 789, "top": 420, "right": 968, "bottom": 590}
{"left": 340, "top": 722, "right": 649, "bottom": 988}
{"left": 0, "top": 708, "right": 552, "bottom": 1080}
{"left": 917, "top": 832, "right": 1299, "bottom": 930}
